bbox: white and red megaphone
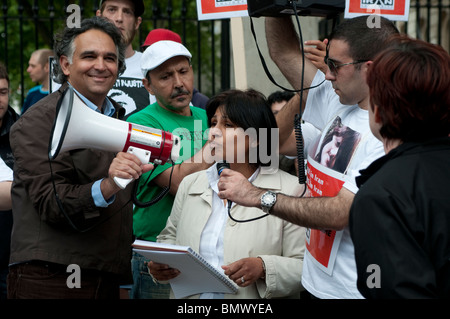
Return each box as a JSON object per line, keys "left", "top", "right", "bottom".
{"left": 49, "top": 87, "right": 181, "bottom": 189}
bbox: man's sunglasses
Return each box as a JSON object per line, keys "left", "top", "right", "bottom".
{"left": 324, "top": 55, "right": 368, "bottom": 74}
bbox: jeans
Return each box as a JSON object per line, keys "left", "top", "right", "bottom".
{"left": 0, "top": 267, "right": 7, "bottom": 300}
{"left": 130, "top": 251, "right": 170, "bottom": 299}
{"left": 7, "top": 261, "right": 121, "bottom": 299}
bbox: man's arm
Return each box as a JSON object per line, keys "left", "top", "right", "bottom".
{"left": 270, "top": 188, "right": 353, "bottom": 230}
{"left": 265, "top": 17, "right": 318, "bottom": 149}
{"left": 152, "top": 141, "right": 213, "bottom": 195}
{"left": 218, "top": 169, "right": 353, "bottom": 230}
{"left": 265, "top": 17, "right": 317, "bottom": 91}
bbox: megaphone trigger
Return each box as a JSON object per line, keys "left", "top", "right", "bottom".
{"left": 113, "top": 146, "right": 151, "bottom": 189}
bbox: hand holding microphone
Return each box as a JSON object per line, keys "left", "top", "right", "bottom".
{"left": 216, "top": 161, "right": 269, "bottom": 223}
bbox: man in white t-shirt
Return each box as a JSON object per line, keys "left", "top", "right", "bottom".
{"left": 217, "top": 16, "right": 399, "bottom": 298}
{"left": 97, "top": 0, "right": 149, "bottom": 117}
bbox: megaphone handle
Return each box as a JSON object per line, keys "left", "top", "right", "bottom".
{"left": 113, "top": 176, "right": 133, "bottom": 190}
{"left": 113, "top": 147, "right": 151, "bottom": 189}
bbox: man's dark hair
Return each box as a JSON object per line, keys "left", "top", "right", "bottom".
{"left": 328, "top": 15, "right": 400, "bottom": 62}
{"left": 267, "top": 90, "right": 295, "bottom": 106}
{"left": 52, "top": 16, "right": 126, "bottom": 84}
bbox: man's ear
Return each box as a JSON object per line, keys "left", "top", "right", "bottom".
{"left": 135, "top": 17, "right": 142, "bottom": 31}
{"left": 59, "top": 56, "right": 71, "bottom": 76}
{"left": 142, "top": 77, "right": 154, "bottom": 95}
{"left": 364, "top": 60, "right": 373, "bottom": 69}
{"left": 361, "top": 60, "right": 372, "bottom": 78}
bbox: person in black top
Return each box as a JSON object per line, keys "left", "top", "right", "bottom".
{"left": 349, "top": 35, "right": 450, "bottom": 298}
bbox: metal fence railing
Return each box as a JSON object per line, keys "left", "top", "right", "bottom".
{"left": 0, "top": 0, "right": 231, "bottom": 110}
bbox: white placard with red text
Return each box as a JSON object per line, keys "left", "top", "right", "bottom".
{"left": 197, "top": 0, "right": 248, "bottom": 21}
{"left": 345, "top": 0, "right": 410, "bottom": 21}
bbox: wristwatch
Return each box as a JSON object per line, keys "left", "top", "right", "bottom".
{"left": 260, "top": 191, "right": 277, "bottom": 214}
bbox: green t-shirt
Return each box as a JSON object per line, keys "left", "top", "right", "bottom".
{"left": 127, "top": 102, "right": 208, "bottom": 241}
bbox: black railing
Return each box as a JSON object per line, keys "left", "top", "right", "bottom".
{"left": 0, "top": 0, "right": 231, "bottom": 109}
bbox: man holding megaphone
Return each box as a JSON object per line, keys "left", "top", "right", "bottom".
{"left": 7, "top": 17, "right": 152, "bottom": 299}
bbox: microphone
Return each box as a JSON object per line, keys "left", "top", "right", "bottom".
{"left": 216, "top": 161, "right": 232, "bottom": 210}
{"left": 216, "top": 160, "right": 230, "bottom": 176}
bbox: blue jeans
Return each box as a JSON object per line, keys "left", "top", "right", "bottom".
{"left": 130, "top": 251, "right": 170, "bottom": 299}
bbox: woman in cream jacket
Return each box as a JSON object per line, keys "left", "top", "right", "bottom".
{"left": 149, "top": 89, "right": 306, "bottom": 299}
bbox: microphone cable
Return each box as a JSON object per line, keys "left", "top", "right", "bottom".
{"left": 131, "top": 122, "right": 177, "bottom": 208}
{"left": 292, "top": 1, "right": 308, "bottom": 197}
{"left": 132, "top": 162, "right": 175, "bottom": 208}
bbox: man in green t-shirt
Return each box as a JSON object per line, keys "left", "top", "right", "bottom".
{"left": 126, "top": 33, "right": 212, "bottom": 299}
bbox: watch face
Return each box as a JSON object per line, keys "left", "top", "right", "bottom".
{"left": 263, "top": 192, "right": 276, "bottom": 205}
{"left": 261, "top": 191, "right": 276, "bottom": 213}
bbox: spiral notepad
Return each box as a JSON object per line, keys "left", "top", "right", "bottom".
{"left": 132, "top": 239, "right": 239, "bottom": 298}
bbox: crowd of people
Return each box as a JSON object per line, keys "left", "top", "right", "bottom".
{"left": 0, "top": 0, "right": 448, "bottom": 300}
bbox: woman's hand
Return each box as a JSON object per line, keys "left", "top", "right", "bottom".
{"left": 222, "top": 257, "right": 265, "bottom": 287}
{"left": 147, "top": 261, "right": 180, "bottom": 282}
